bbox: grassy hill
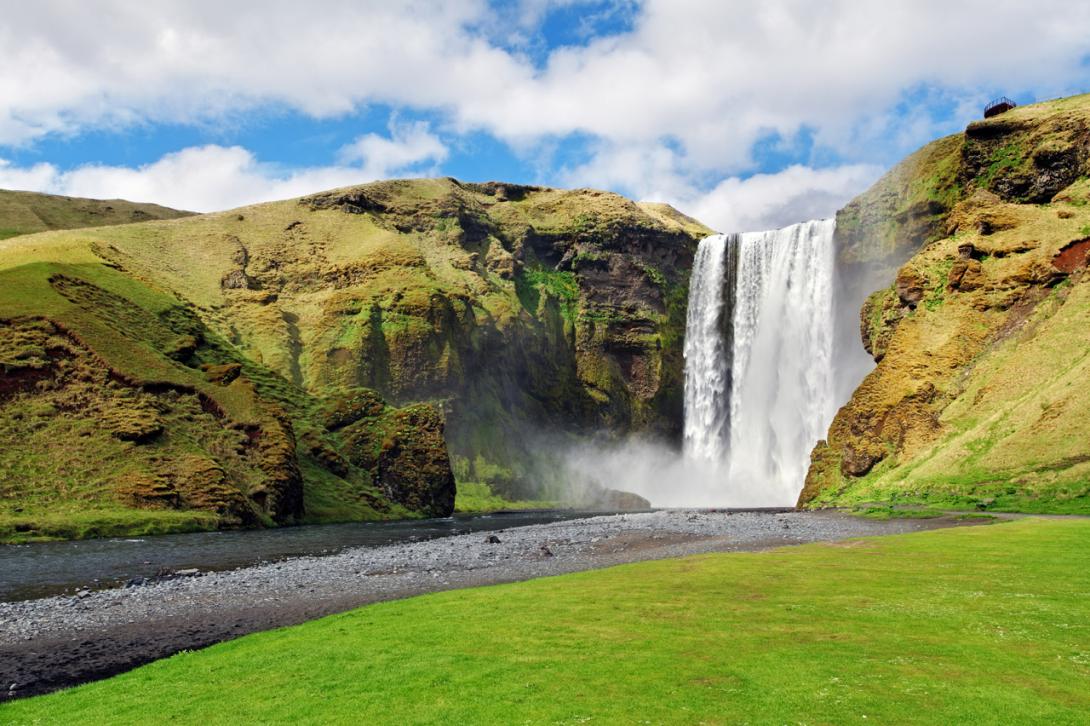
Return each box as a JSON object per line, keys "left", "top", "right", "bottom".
{"left": 0, "top": 180, "right": 710, "bottom": 541}
{"left": 9, "top": 179, "right": 708, "bottom": 497}
{"left": 0, "top": 188, "right": 192, "bottom": 240}
{"left": 804, "top": 93, "right": 1090, "bottom": 513}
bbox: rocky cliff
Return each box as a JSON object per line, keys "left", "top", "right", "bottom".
{"left": 802, "top": 93, "right": 1090, "bottom": 513}
{"left": 90, "top": 179, "right": 708, "bottom": 497}
{"left": 0, "top": 182, "right": 709, "bottom": 540}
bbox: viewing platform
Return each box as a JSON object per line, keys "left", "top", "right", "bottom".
{"left": 984, "top": 96, "right": 1017, "bottom": 118}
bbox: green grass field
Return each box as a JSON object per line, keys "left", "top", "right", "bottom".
{"left": 4, "top": 518, "right": 1090, "bottom": 725}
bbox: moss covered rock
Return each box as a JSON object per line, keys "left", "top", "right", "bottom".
{"left": 0, "top": 178, "right": 707, "bottom": 538}
{"left": 803, "top": 93, "right": 1090, "bottom": 514}
{"left": 63, "top": 177, "right": 710, "bottom": 498}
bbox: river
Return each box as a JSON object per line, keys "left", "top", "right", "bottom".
{"left": 0, "top": 510, "right": 607, "bottom": 602}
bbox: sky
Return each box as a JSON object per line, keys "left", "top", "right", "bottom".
{"left": 1, "top": 0, "right": 1089, "bottom": 233}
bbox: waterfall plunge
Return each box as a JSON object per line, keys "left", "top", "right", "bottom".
{"left": 558, "top": 219, "right": 839, "bottom": 509}
{"left": 682, "top": 219, "right": 837, "bottom": 505}
{"left": 682, "top": 233, "right": 735, "bottom": 462}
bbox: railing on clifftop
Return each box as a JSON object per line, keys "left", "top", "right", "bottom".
{"left": 984, "top": 97, "right": 1017, "bottom": 119}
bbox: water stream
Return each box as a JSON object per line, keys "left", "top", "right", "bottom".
{"left": 683, "top": 219, "right": 837, "bottom": 504}
{"left": 0, "top": 510, "right": 605, "bottom": 602}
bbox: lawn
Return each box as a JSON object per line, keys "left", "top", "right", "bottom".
{"left": 5, "top": 518, "right": 1090, "bottom": 724}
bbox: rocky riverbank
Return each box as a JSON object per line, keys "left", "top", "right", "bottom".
{"left": 0, "top": 510, "right": 977, "bottom": 700}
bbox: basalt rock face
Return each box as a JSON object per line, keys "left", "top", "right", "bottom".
{"left": 803, "top": 93, "right": 1090, "bottom": 513}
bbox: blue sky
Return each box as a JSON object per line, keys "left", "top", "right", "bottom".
{"left": 1, "top": 1, "right": 1088, "bottom": 232}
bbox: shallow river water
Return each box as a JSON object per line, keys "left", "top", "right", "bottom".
{"left": 0, "top": 510, "right": 607, "bottom": 602}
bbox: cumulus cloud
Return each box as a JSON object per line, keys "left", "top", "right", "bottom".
{"left": 0, "top": 159, "right": 58, "bottom": 192}
{"left": 0, "top": 1, "right": 516, "bottom": 145}
{"left": 0, "top": 125, "right": 449, "bottom": 212}
{"left": 562, "top": 141, "right": 881, "bottom": 232}
{"left": 2, "top": 1, "right": 1089, "bottom": 216}
{"left": 4, "top": 1, "right": 1088, "bottom": 156}
{"left": 339, "top": 120, "right": 448, "bottom": 179}
{"left": 683, "top": 164, "right": 884, "bottom": 233}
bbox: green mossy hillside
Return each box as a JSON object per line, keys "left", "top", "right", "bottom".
{"left": 804, "top": 93, "right": 1090, "bottom": 513}
{"left": 13, "top": 178, "right": 710, "bottom": 500}
{"left": 0, "top": 259, "right": 451, "bottom": 542}
{"left": 0, "top": 188, "right": 192, "bottom": 240}
{"left": 0, "top": 179, "right": 709, "bottom": 538}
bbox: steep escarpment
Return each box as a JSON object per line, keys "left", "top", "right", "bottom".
{"left": 803, "top": 93, "right": 1090, "bottom": 513}
{"left": 0, "top": 188, "right": 192, "bottom": 239}
{"left": 0, "top": 259, "right": 453, "bottom": 542}
{"left": 81, "top": 178, "right": 709, "bottom": 498}
{"left": 0, "top": 180, "right": 708, "bottom": 539}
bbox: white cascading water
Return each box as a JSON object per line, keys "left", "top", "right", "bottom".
{"left": 682, "top": 233, "right": 735, "bottom": 461}
{"left": 683, "top": 219, "right": 837, "bottom": 505}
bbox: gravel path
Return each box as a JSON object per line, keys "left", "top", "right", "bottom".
{"left": 0, "top": 510, "right": 970, "bottom": 700}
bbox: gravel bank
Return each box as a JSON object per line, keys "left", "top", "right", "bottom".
{"left": 0, "top": 510, "right": 969, "bottom": 700}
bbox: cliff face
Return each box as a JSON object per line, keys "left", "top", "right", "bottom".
{"left": 803, "top": 93, "right": 1090, "bottom": 513}
{"left": 87, "top": 179, "right": 710, "bottom": 497}
{"left": 0, "top": 259, "right": 453, "bottom": 542}
{"left": 0, "top": 181, "right": 708, "bottom": 540}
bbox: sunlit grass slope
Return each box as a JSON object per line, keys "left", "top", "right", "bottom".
{"left": 0, "top": 188, "right": 191, "bottom": 240}
{"left": 805, "top": 93, "right": 1090, "bottom": 512}
{"left": 6, "top": 518, "right": 1089, "bottom": 724}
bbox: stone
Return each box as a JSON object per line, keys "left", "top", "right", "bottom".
{"left": 895, "top": 268, "right": 927, "bottom": 309}
{"left": 589, "top": 488, "right": 651, "bottom": 511}
{"left": 1052, "top": 238, "right": 1090, "bottom": 273}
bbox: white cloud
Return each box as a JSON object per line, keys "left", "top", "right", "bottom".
{"left": 3, "top": 1, "right": 1088, "bottom": 157}
{"left": 561, "top": 141, "right": 881, "bottom": 232}
{"left": 0, "top": 125, "right": 448, "bottom": 212}
{"left": 2, "top": 2, "right": 1089, "bottom": 216}
{"left": 559, "top": 141, "right": 694, "bottom": 202}
{"left": 0, "top": 1, "right": 516, "bottom": 145}
{"left": 0, "top": 159, "right": 59, "bottom": 192}
{"left": 683, "top": 164, "right": 884, "bottom": 233}
{"left": 339, "top": 120, "right": 448, "bottom": 179}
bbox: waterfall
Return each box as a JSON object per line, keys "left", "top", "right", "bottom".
{"left": 682, "top": 219, "right": 836, "bottom": 504}
{"left": 682, "top": 233, "right": 736, "bottom": 461}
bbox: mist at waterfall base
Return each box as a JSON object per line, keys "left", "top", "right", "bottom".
{"left": 559, "top": 219, "right": 849, "bottom": 509}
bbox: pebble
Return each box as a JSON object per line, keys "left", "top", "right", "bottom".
{"left": 0, "top": 511, "right": 942, "bottom": 646}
